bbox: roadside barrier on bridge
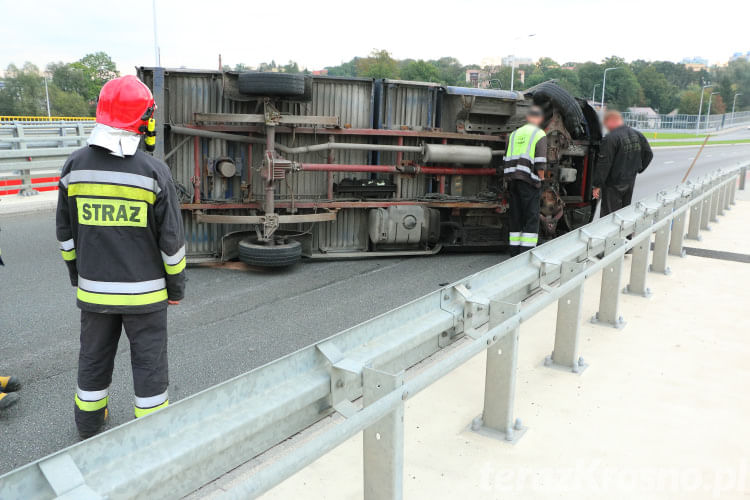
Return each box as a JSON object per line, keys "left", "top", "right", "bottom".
{"left": 0, "top": 163, "right": 747, "bottom": 500}
{"left": 0, "top": 116, "right": 95, "bottom": 123}
{"left": 0, "top": 122, "right": 93, "bottom": 196}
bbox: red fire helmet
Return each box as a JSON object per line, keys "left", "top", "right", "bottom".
{"left": 96, "top": 75, "right": 155, "bottom": 135}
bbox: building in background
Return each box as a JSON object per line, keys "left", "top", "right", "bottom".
{"left": 501, "top": 55, "right": 533, "bottom": 67}
{"left": 730, "top": 52, "right": 750, "bottom": 62}
{"left": 681, "top": 57, "right": 708, "bottom": 72}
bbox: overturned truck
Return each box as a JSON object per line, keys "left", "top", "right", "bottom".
{"left": 137, "top": 68, "right": 602, "bottom": 267}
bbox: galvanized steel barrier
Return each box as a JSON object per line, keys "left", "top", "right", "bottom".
{"left": 0, "top": 122, "right": 94, "bottom": 195}
{"left": 0, "top": 164, "right": 747, "bottom": 500}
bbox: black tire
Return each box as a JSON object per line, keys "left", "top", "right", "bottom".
{"left": 238, "top": 72, "right": 306, "bottom": 97}
{"left": 525, "top": 81, "right": 585, "bottom": 139}
{"left": 238, "top": 236, "right": 302, "bottom": 267}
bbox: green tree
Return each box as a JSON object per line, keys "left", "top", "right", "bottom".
{"left": 0, "top": 63, "right": 46, "bottom": 115}
{"left": 678, "top": 86, "right": 702, "bottom": 114}
{"left": 430, "top": 57, "right": 465, "bottom": 86}
{"left": 400, "top": 60, "right": 441, "bottom": 83}
{"left": 48, "top": 83, "right": 90, "bottom": 116}
{"left": 636, "top": 66, "right": 678, "bottom": 112}
{"left": 48, "top": 61, "right": 89, "bottom": 98}
{"left": 356, "top": 50, "right": 399, "bottom": 79}
{"left": 71, "top": 52, "right": 119, "bottom": 102}
{"left": 598, "top": 56, "right": 643, "bottom": 110}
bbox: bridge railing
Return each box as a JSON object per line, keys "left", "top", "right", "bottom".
{"left": 0, "top": 163, "right": 747, "bottom": 500}
{"left": 0, "top": 122, "right": 94, "bottom": 195}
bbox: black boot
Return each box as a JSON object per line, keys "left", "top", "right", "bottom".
{"left": 75, "top": 405, "right": 108, "bottom": 439}
{"left": 0, "top": 392, "right": 19, "bottom": 410}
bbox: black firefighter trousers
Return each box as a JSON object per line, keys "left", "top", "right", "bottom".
{"left": 508, "top": 179, "right": 541, "bottom": 255}
{"left": 75, "top": 308, "right": 169, "bottom": 435}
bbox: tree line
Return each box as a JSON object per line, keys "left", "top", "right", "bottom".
{"left": 0, "top": 52, "right": 119, "bottom": 116}
{"left": 245, "top": 50, "right": 749, "bottom": 116}
{"left": 4, "top": 50, "right": 749, "bottom": 117}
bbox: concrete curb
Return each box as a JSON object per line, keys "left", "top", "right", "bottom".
{"left": 0, "top": 192, "right": 57, "bottom": 216}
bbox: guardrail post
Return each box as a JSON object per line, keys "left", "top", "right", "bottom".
{"left": 717, "top": 183, "right": 726, "bottom": 216}
{"left": 700, "top": 192, "right": 712, "bottom": 230}
{"left": 363, "top": 367, "right": 404, "bottom": 500}
{"left": 650, "top": 207, "right": 672, "bottom": 275}
{"left": 722, "top": 181, "right": 732, "bottom": 211}
{"left": 591, "top": 237, "right": 627, "bottom": 329}
{"left": 740, "top": 166, "right": 747, "bottom": 190}
{"left": 545, "top": 261, "right": 587, "bottom": 373}
{"left": 472, "top": 301, "right": 525, "bottom": 443}
{"left": 668, "top": 202, "right": 687, "bottom": 258}
{"left": 686, "top": 193, "right": 703, "bottom": 240}
{"left": 625, "top": 219, "right": 652, "bottom": 297}
{"left": 77, "top": 123, "right": 86, "bottom": 147}
{"left": 709, "top": 187, "right": 720, "bottom": 222}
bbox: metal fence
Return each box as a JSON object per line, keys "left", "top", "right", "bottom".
{"left": 622, "top": 110, "right": 750, "bottom": 133}
{"left": 0, "top": 116, "right": 95, "bottom": 123}
{"left": 0, "top": 122, "right": 94, "bottom": 195}
{"left": 0, "top": 162, "right": 746, "bottom": 500}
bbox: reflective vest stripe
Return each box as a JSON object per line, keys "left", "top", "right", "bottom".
{"left": 135, "top": 390, "right": 168, "bottom": 409}
{"left": 503, "top": 165, "right": 541, "bottom": 181}
{"left": 68, "top": 183, "right": 156, "bottom": 204}
{"left": 75, "top": 394, "right": 108, "bottom": 412}
{"left": 78, "top": 277, "right": 166, "bottom": 294}
{"left": 61, "top": 249, "right": 76, "bottom": 261}
{"left": 161, "top": 246, "right": 186, "bottom": 275}
{"left": 134, "top": 400, "right": 169, "bottom": 418}
{"left": 61, "top": 170, "right": 161, "bottom": 195}
{"left": 58, "top": 238, "right": 75, "bottom": 251}
{"left": 534, "top": 157, "right": 547, "bottom": 163}
{"left": 77, "top": 288, "right": 168, "bottom": 306}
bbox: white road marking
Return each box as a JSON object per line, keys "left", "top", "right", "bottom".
{"left": 706, "top": 154, "right": 713, "bottom": 157}
{"left": 663, "top": 160, "right": 674, "bottom": 164}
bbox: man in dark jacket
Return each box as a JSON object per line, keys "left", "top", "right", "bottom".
{"left": 56, "top": 75, "right": 186, "bottom": 438}
{"left": 592, "top": 110, "right": 653, "bottom": 216}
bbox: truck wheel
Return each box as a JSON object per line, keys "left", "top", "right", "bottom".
{"left": 525, "top": 81, "right": 585, "bottom": 139}
{"left": 238, "top": 236, "right": 302, "bottom": 267}
{"left": 238, "top": 72, "right": 306, "bottom": 97}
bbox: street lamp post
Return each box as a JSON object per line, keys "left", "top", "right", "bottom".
{"left": 705, "top": 91, "right": 719, "bottom": 132}
{"left": 509, "top": 34, "right": 535, "bottom": 92}
{"left": 600, "top": 67, "right": 620, "bottom": 113}
{"left": 696, "top": 84, "right": 712, "bottom": 135}
{"left": 152, "top": 0, "right": 161, "bottom": 66}
{"left": 592, "top": 83, "right": 600, "bottom": 102}
{"left": 732, "top": 92, "right": 743, "bottom": 125}
{"left": 43, "top": 77, "right": 51, "bottom": 120}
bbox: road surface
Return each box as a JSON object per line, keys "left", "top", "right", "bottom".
{"left": 0, "top": 143, "right": 748, "bottom": 474}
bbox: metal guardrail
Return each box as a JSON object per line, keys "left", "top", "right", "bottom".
{"left": 621, "top": 110, "right": 750, "bottom": 133}
{"left": 0, "top": 163, "right": 747, "bottom": 500}
{"left": 0, "top": 122, "right": 94, "bottom": 195}
{"left": 0, "top": 116, "right": 95, "bottom": 123}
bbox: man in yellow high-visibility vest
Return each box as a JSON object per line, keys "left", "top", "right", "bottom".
{"left": 503, "top": 106, "right": 548, "bottom": 256}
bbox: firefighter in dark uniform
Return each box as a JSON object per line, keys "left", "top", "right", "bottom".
{"left": 56, "top": 75, "right": 186, "bottom": 438}
{"left": 503, "top": 105, "right": 548, "bottom": 256}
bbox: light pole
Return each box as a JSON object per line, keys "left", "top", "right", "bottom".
{"left": 509, "top": 34, "right": 535, "bottom": 92}
{"left": 705, "top": 91, "right": 719, "bottom": 132}
{"left": 600, "top": 67, "right": 620, "bottom": 113}
{"left": 592, "top": 83, "right": 600, "bottom": 102}
{"left": 732, "top": 92, "right": 743, "bottom": 125}
{"left": 152, "top": 0, "right": 161, "bottom": 66}
{"left": 696, "top": 84, "right": 712, "bottom": 135}
{"left": 43, "top": 76, "right": 51, "bottom": 120}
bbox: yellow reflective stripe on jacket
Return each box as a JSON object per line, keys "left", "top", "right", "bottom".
{"left": 61, "top": 249, "right": 76, "bottom": 261}
{"left": 75, "top": 394, "right": 108, "bottom": 412}
{"left": 68, "top": 183, "right": 157, "bottom": 204}
{"left": 164, "top": 257, "right": 186, "bottom": 275}
{"left": 134, "top": 400, "right": 169, "bottom": 418}
{"left": 77, "top": 288, "right": 168, "bottom": 306}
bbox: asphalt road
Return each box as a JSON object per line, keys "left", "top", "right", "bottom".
{"left": 1, "top": 142, "right": 748, "bottom": 475}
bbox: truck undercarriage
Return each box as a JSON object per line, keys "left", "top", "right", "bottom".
{"left": 137, "top": 69, "right": 602, "bottom": 267}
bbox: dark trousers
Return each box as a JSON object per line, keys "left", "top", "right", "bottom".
{"left": 600, "top": 183, "right": 635, "bottom": 217}
{"left": 508, "top": 179, "right": 540, "bottom": 253}
{"left": 78, "top": 309, "right": 169, "bottom": 400}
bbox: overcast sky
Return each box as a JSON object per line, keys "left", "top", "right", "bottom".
{"left": 1, "top": 0, "right": 747, "bottom": 74}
